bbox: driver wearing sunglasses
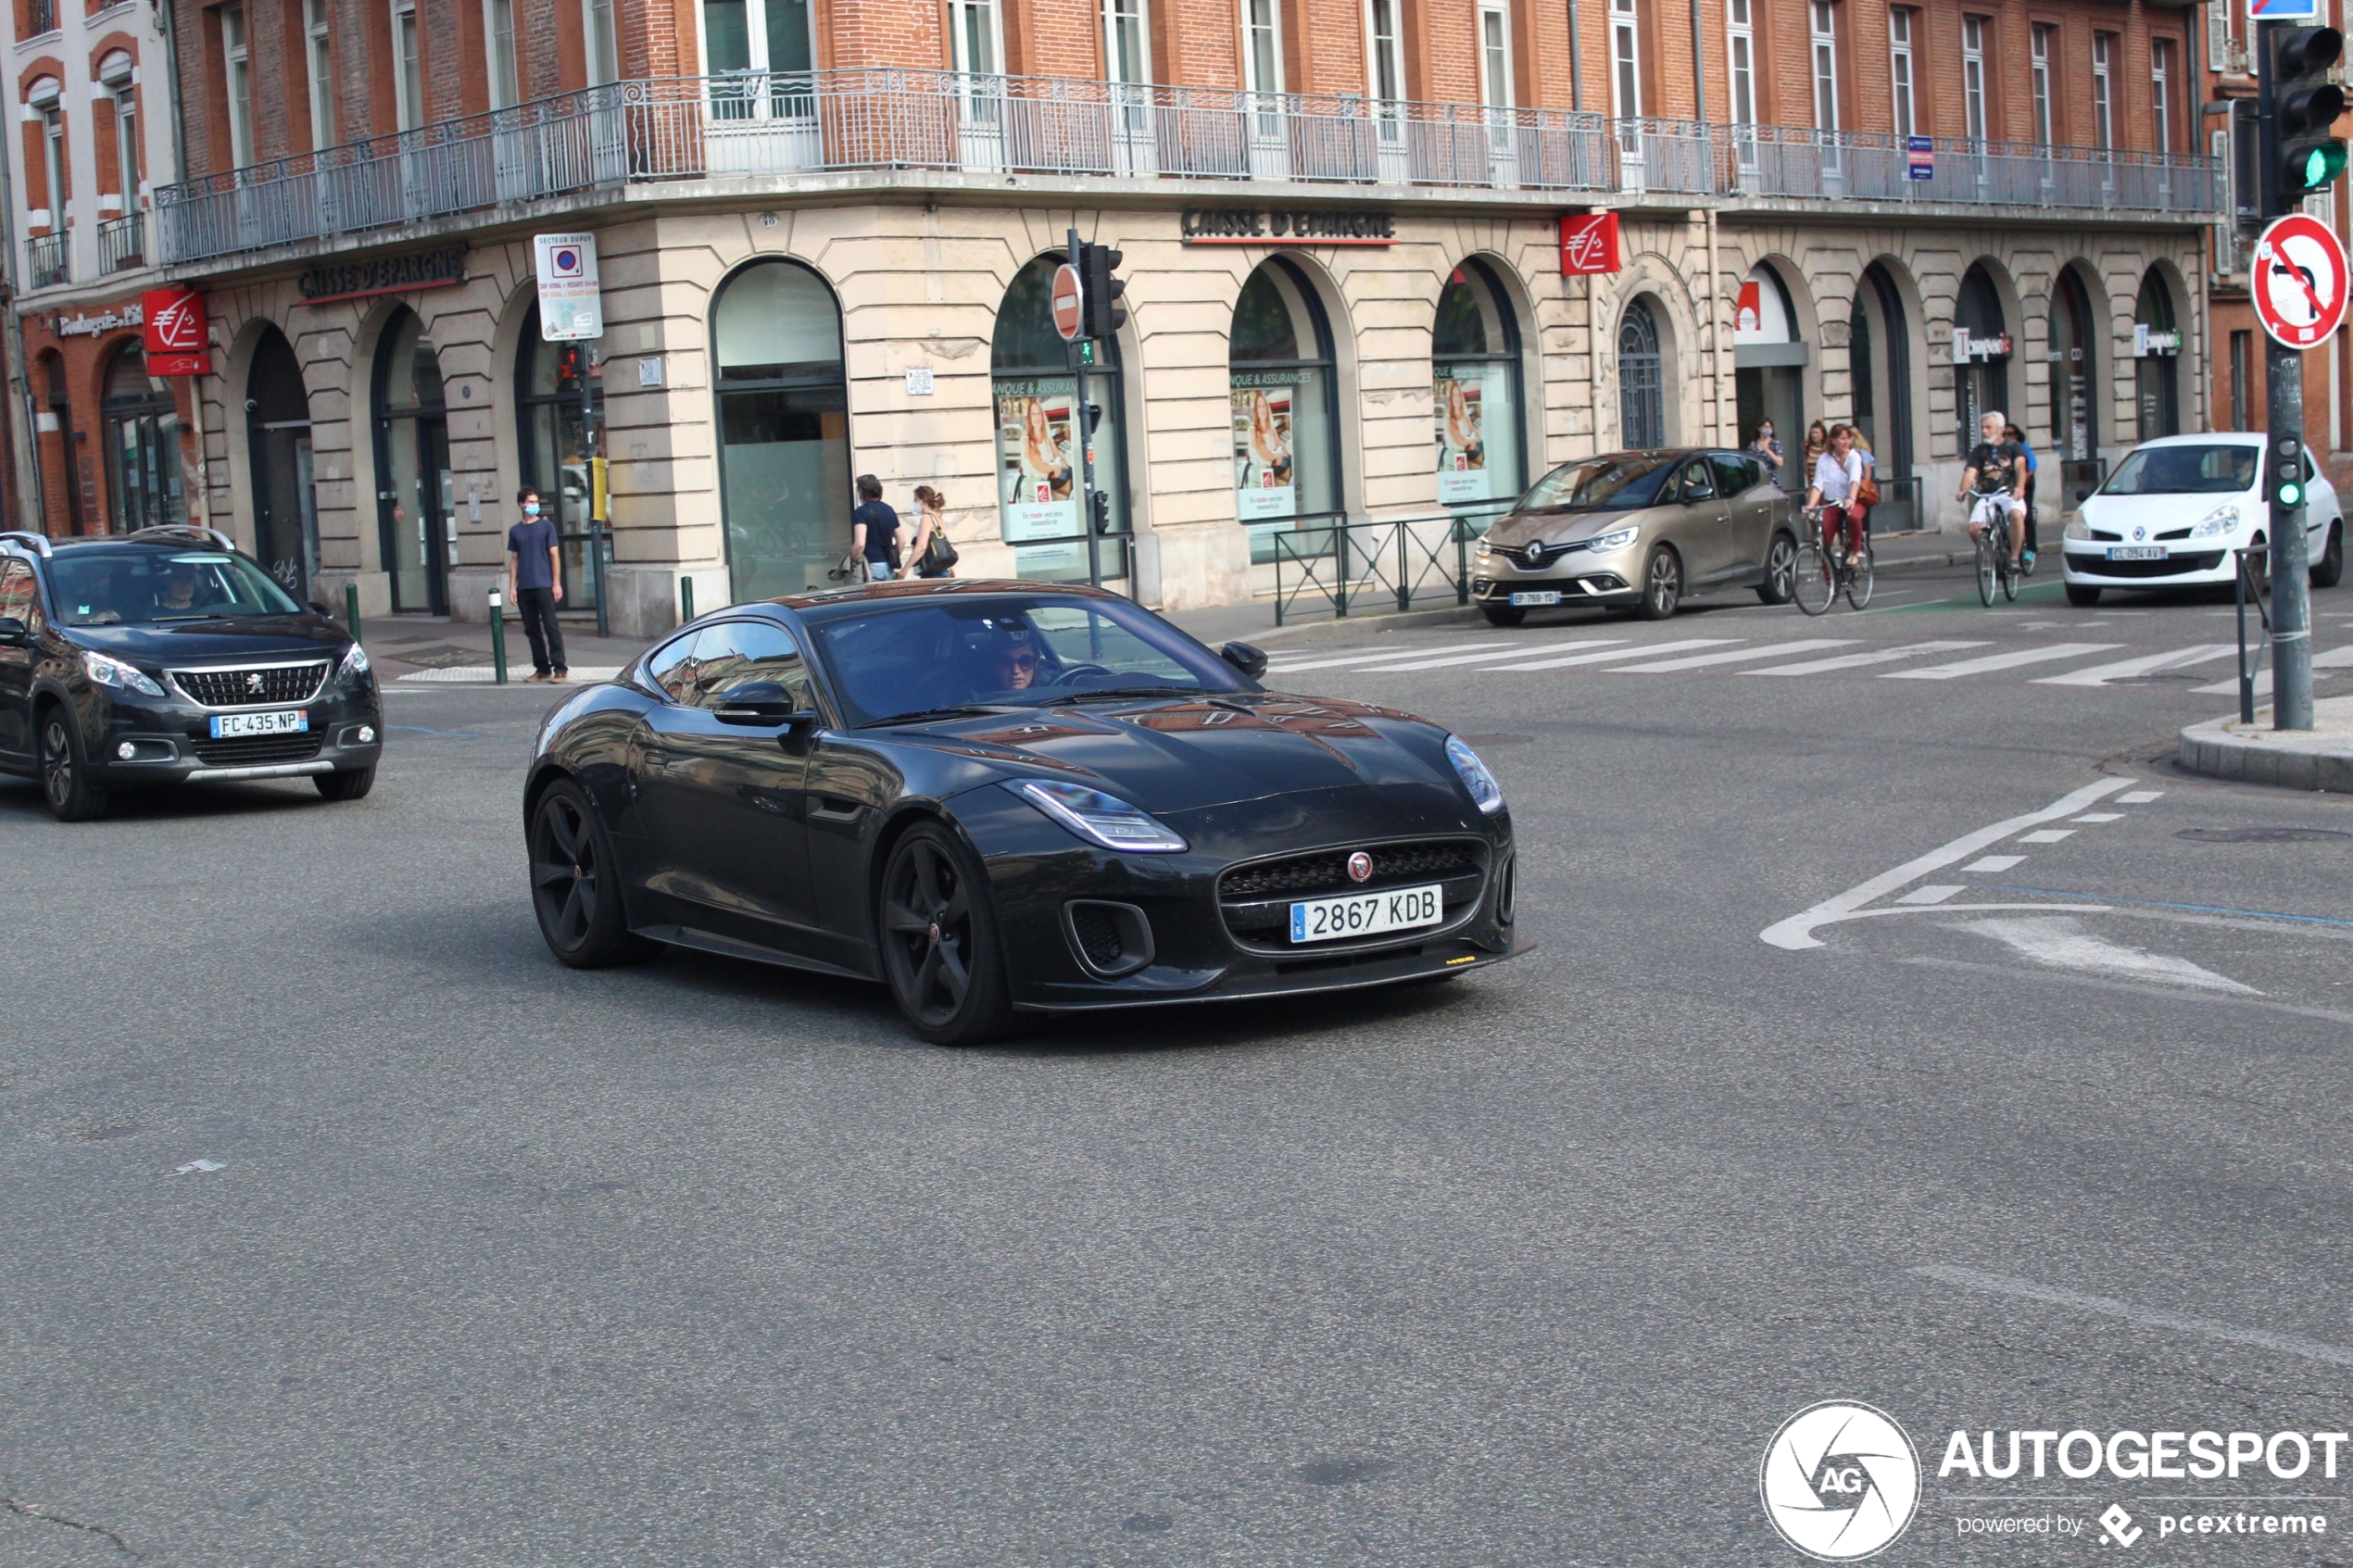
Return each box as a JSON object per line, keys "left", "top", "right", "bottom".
{"left": 993, "top": 638, "right": 1041, "bottom": 691}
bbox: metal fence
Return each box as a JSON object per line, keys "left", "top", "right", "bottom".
{"left": 153, "top": 70, "right": 2225, "bottom": 264}
{"left": 97, "top": 212, "right": 145, "bottom": 274}
{"left": 24, "top": 231, "right": 68, "bottom": 291}
{"left": 1269, "top": 507, "right": 1509, "bottom": 624}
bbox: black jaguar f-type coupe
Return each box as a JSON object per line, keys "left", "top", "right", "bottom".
{"left": 524, "top": 581, "right": 1524, "bottom": 1043}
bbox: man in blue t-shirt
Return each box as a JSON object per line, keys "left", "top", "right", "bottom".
{"left": 506, "top": 487, "right": 568, "bottom": 682}
{"left": 850, "top": 473, "right": 902, "bottom": 583}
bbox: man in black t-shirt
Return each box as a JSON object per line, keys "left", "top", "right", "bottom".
{"left": 849, "top": 474, "right": 903, "bottom": 583}
{"left": 1957, "top": 411, "right": 2028, "bottom": 569}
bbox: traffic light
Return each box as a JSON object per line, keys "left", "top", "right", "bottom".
{"left": 1088, "top": 490, "right": 1113, "bottom": 534}
{"left": 2269, "top": 26, "right": 2347, "bottom": 214}
{"left": 1081, "top": 243, "right": 1128, "bottom": 340}
{"left": 2276, "top": 438, "right": 2308, "bottom": 508}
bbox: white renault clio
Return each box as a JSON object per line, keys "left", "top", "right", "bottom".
{"left": 2062, "top": 433, "right": 2346, "bottom": 607}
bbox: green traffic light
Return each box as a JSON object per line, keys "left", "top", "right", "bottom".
{"left": 2302, "top": 142, "right": 2351, "bottom": 191}
{"left": 2281, "top": 481, "right": 2306, "bottom": 507}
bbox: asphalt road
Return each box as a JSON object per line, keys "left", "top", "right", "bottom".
{"left": 5, "top": 565, "right": 2351, "bottom": 1566}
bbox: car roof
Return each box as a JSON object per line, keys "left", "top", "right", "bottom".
{"left": 4, "top": 527, "right": 245, "bottom": 564}
{"left": 2128, "top": 433, "right": 2260, "bottom": 449}
{"left": 764, "top": 578, "right": 1126, "bottom": 617}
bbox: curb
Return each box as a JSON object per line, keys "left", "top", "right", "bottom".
{"left": 2176, "top": 715, "right": 2353, "bottom": 793}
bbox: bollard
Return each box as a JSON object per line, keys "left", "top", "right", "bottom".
{"left": 681, "top": 574, "right": 696, "bottom": 627}
{"left": 488, "top": 591, "right": 509, "bottom": 684}
{"left": 345, "top": 582, "right": 362, "bottom": 646}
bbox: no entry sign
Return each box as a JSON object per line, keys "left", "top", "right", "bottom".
{"left": 1051, "top": 263, "right": 1085, "bottom": 341}
{"left": 2253, "top": 213, "right": 2349, "bottom": 349}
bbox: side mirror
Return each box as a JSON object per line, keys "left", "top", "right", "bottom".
{"left": 1220, "top": 640, "right": 1268, "bottom": 680}
{"left": 309, "top": 599, "right": 336, "bottom": 619}
{"left": 711, "top": 680, "right": 812, "bottom": 727}
{"left": 0, "top": 616, "right": 27, "bottom": 646}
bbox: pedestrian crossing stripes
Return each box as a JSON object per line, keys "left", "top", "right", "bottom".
{"left": 1265, "top": 635, "right": 2353, "bottom": 692}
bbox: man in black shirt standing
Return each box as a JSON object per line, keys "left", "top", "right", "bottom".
{"left": 506, "top": 486, "right": 568, "bottom": 683}
{"left": 849, "top": 474, "right": 903, "bottom": 584}
{"left": 1957, "top": 411, "right": 2028, "bottom": 571}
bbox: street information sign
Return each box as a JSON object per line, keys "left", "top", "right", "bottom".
{"left": 1558, "top": 212, "right": 1621, "bottom": 275}
{"left": 2250, "top": 0, "right": 2322, "bottom": 18}
{"left": 1051, "top": 263, "right": 1086, "bottom": 341}
{"left": 534, "top": 234, "right": 604, "bottom": 340}
{"left": 2252, "top": 212, "right": 2349, "bottom": 348}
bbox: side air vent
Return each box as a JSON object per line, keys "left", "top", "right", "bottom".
{"left": 1063, "top": 900, "right": 1155, "bottom": 979}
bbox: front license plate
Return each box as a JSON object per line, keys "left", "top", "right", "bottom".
{"left": 1290, "top": 882, "right": 1444, "bottom": 944}
{"left": 208, "top": 709, "right": 309, "bottom": 739}
{"left": 1509, "top": 590, "right": 1563, "bottom": 606}
{"left": 2107, "top": 546, "right": 2168, "bottom": 561}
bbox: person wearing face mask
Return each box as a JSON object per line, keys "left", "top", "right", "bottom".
{"left": 506, "top": 486, "right": 569, "bottom": 683}
{"left": 1748, "top": 420, "right": 1785, "bottom": 479}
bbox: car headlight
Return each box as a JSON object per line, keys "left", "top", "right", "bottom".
{"left": 2192, "top": 503, "right": 2243, "bottom": 539}
{"left": 1005, "top": 779, "right": 1188, "bottom": 853}
{"left": 83, "top": 650, "right": 164, "bottom": 697}
{"left": 339, "top": 642, "right": 371, "bottom": 681}
{"left": 1445, "top": 734, "right": 1505, "bottom": 815}
{"left": 1585, "top": 526, "right": 1641, "bottom": 553}
{"left": 2063, "top": 515, "right": 2092, "bottom": 541}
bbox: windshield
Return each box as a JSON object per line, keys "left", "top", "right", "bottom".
{"left": 2100, "top": 445, "right": 2259, "bottom": 497}
{"left": 46, "top": 548, "right": 303, "bottom": 627}
{"left": 804, "top": 596, "right": 1246, "bottom": 725}
{"left": 1515, "top": 455, "right": 1679, "bottom": 512}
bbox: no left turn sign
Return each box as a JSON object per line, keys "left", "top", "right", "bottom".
{"left": 2253, "top": 213, "right": 2349, "bottom": 349}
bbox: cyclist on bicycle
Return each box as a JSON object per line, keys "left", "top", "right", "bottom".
{"left": 1803, "top": 422, "right": 1869, "bottom": 566}
{"left": 1958, "top": 411, "right": 2028, "bottom": 571}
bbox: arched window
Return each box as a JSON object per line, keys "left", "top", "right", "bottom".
{"left": 2050, "top": 268, "right": 2100, "bottom": 507}
{"left": 1733, "top": 263, "right": 1805, "bottom": 489}
{"left": 1851, "top": 262, "right": 1916, "bottom": 525}
{"left": 1432, "top": 258, "right": 1525, "bottom": 511}
{"left": 372, "top": 307, "right": 450, "bottom": 614}
{"left": 1953, "top": 263, "right": 2008, "bottom": 456}
{"left": 516, "top": 303, "right": 604, "bottom": 610}
{"left": 990, "top": 256, "right": 1131, "bottom": 583}
{"left": 711, "top": 258, "right": 849, "bottom": 602}
{"left": 100, "top": 344, "right": 185, "bottom": 534}
{"left": 1230, "top": 258, "right": 1340, "bottom": 560}
{"left": 246, "top": 326, "right": 316, "bottom": 592}
{"left": 1617, "top": 299, "right": 1665, "bottom": 448}
{"left": 2134, "top": 270, "right": 2181, "bottom": 442}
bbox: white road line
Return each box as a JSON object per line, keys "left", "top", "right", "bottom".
{"left": 1883, "top": 643, "right": 2125, "bottom": 680}
{"left": 1483, "top": 637, "right": 1738, "bottom": 671}
{"left": 1965, "top": 914, "right": 2259, "bottom": 994}
{"left": 2192, "top": 645, "right": 2353, "bottom": 695}
{"left": 1744, "top": 640, "right": 1989, "bottom": 676}
{"left": 1963, "top": 855, "right": 2025, "bottom": 872}
{"left": 2071, "top": 812, "right": 2123, "bottom": 823}
{"left": 1267, "top": 640, "right": 1516, "bottom": 673}
{"left": 1895, "top": 884, "right": 1965, "bottom": 905}
{"left": 1604, "top": 638, "right": 1857, "bottom": 673}
{"left": 2031, "top": 644, "right": 2237, "bottom": 686}
{"left": 2118, "top": 790, "right": 2164, "bottom": 804}
{"left": 1911, "top": 1265, "right": 2353, "bottom": 1369}
{"left": 1759, "top": 777, "right": 2129, "bottom": 950}
{"left": 1348, "top": 638, "right": 1630, "bottom": 674}
{"left": 2019, "top": 828, "right": 2074, "bottom": 843}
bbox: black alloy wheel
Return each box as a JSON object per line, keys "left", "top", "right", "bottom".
{"left": 2065, "top": 583, "right": 2103, "bottom": 607}
{"left": 39, "top": 709, "right": 107, "bottom": 822}
{"left": 1480, "top": 602, "right": 1528, "bottom": 627}
{"left": 1756, "top": 532, "right": 1797, "bottom": 605}
{"left": 1637, "top": 545, "right": 1681, "bottom": 621}
{"left": 2313, "top": 521, "right": 2345, "bottom": 589}
{"left": 878, "top": 822, "right": 1013, "bottom": 1047}
{"left": 529, "top": 780, "right": 653, "bottom": 968}
{"left": 315, "top": 765, "right": 376, "bottom": 801}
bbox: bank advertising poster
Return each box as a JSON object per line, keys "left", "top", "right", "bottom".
{"left": 1231, "top": 374, "right": 1297, "bottom": 523}
{"left": 997, "top": 379, "right": 1106, "bottom": 581}
{"left": 1434, "top": 368, "right": 1496, "bottom": 504}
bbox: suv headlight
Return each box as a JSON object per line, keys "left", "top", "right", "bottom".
{"left": 83, "top": 650, "right": 164, "bottom": 697}
{"left": 1586, "top": 526, "right": 1641, "bottom": 553}
{"left": 2192, "top": 503, "right": 2243, "bottom": 539}
{"left": 1005, "top": 779, "right": 1187, "bottom": 853}
{"left": 339, "top": 642, "right": 371, "bottom": 681}
{"left": 1445, "top": 734, "right": 1505, "bottom": 815}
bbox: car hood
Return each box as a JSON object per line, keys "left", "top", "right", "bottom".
{"left": 886, "top": 692, "right": 1469, "bottom": 813}
{"left": 66, "top": 615, "right": 352, "bottom": 666}
{"left": 1480, "top": 506, "right": 1653, "bottom": 547}
{"left": 2076, "top": 491, "right": 2258, "bottom": 536}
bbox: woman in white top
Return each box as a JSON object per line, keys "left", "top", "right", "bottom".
{"left": 1803, "top": 423, "right": 1869, "bottom": 564}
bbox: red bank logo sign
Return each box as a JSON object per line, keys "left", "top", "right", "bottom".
{"left": 1559, "top": 212, "right": 1622, "bottom": 276}
{"left": 142, "top": 288, "right": 208, "bottom": 376}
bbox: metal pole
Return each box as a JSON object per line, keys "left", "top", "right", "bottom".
{"left": 2266, "top": 341, "right": 2317, "bottom": 729}
{"left": 582, "top": 345, "right": 610, "bottom": 639}
{"left": 1067, "top": 227, "right": 1101, "bottom": 591}
{"left": 488, "top": 590, "right": 509, "bottom": 684}
{"left": 680, "top": 573, "right": 695, "bottom": 627}
{"left": 345, "top": 581, "right": 362, "bottom": 645}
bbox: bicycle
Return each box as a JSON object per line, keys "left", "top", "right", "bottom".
{"left": 1966, "top": 488, "right": 2022, "bottom": 606}
{"left": 1793, "top": 504, "right": 1875, "bottom": 616}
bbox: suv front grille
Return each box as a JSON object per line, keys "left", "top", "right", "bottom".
{"left": 172, "top": 662, "right": 329, "bottom": 709}
{"left": 1217, "top": 838, "right": 1489, "bottom": 952}
{"left": 193, "top": 734, "right": 323, "bottom": 767}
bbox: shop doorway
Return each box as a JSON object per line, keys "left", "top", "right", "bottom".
{"left": 1849, "top": 262, "right": 1916, "bottom": 528}
{"left": 1731, "top": 264, "right": 1806, "bottom": 493}
{"left": 516, "top": 305, "right": 604, "bottom": 612}
{"left": 2050, "top": 267, "right": 2103, "bottom": 508}
{"left": 372, "top": 308, "right": 453, "bottom": 615}
{"left": 711, "top": 259, "right": 851, "bottom": 601}
{"left": 1618, "top": 298, "right": 1666, "bottom": 448}
{"left": 1953, "top": 263, "right": 2010, "bottom": 459}
{"left": 1230, "top": 257, "right": 1343, "bottom": 562}
{"left": 1432, "top": 258, "right": 1526, "bottom": 520}
{"left": 2134, "top": 270, "right": 2182, "bottom": 442}
{"left": 247, "top": 327, "right": 318, "bottom": 596}
{"left": 100, "top": 345, "right": 187, "bottom": 533}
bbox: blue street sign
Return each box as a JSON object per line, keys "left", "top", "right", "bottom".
{"left": 2251, "top": 0, "right": 2322, "bottom": 19}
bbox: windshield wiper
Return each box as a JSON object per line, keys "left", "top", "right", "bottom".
{"left": 859, "top": 704, "right": 1004, "bottom": 728}
{"left": 1034, "top": 684, "right": 1206, "bottom": 705}
{"left": 152, "top": 612, "right": 239, "bottom": 622}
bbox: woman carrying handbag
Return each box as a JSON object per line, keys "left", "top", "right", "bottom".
{"left": 903, "top": 485, "right": 960, "bottom": 579}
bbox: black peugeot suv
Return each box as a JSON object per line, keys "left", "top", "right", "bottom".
{"left": 0, "top": 527, "right": 384, "bottom": 821}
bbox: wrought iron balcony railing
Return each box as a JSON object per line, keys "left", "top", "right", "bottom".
{"left": 97, "top": 211, "right": 145, "bottom": 273}
{"left": 151, "top": 71, "right": 2223, "bottom": 266}
{"left": 24, "top": 230, "right": 69, "bottom": 290}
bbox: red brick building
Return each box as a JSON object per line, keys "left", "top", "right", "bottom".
{"left": 97, "top": 0, "right": 2221, "bottom": 626}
